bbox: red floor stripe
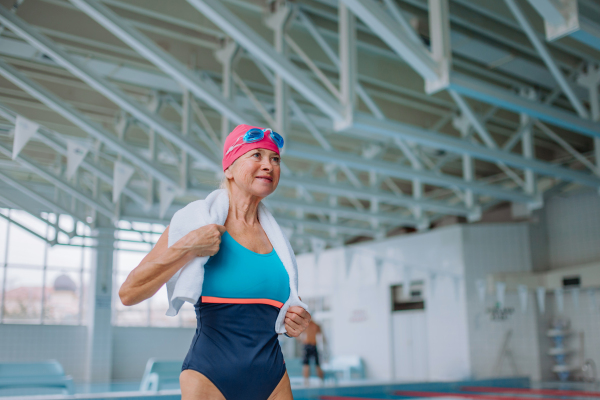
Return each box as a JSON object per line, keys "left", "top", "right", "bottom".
{"left": 461, "top": 387, "right": 600, "bottom": 398}
{"left": 393, "top": 390, "right": 548, "bottom": 400}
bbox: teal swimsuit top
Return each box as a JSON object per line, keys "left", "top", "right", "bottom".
{"left": 201, "top": 231, "right": 290, "bottom": 307}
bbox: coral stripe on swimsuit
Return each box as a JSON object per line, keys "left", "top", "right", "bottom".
{"left": 201, "top": 296, "right": 284, "bottom": 309}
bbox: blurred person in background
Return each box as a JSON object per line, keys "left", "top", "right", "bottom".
{"left": 298, "top": 319, "right": 326, "bottom": 386}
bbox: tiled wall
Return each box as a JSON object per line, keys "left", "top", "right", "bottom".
{"left": 544, "top": 190, "right": 600, "bottom": 269}
{"left": 534, "top": 289, "right": 600, "bottom": 380}
{"left": 560, "top": 290, "right": 600, "bottom": 378}
{"left": 111, "top": 326, "right": 195, "bottom": 381}
{"left": 0, "top": 324, "right": 197, "bottom": 382}
{"left": 462, "top": 223, "right": 542, "bottom": 380}
{"left": 537, "top": 190, "right": 600, "bottom": 379}
{"left": 0, "top": 324, "right": 88, "bottom": 382}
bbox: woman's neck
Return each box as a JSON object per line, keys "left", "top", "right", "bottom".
{"left": 227, "top": 186, "right": 262, "bottom": 226}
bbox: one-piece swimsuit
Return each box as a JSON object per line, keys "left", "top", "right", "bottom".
{"left": 181, "top": 231, "right": 290, "bottom": 399}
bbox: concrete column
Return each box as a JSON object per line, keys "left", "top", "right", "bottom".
{"left": 453, "top": 114, "right": 474, "bottom": 209}
{"left": 85, "top": 215, "right": 115, "bottom": 383}
{"left": 337, "top": 2, "right": 357, "bottom": 130}
{"left": 264, "top": 3, "right": 292, "bottom": 143}
{"left": 214, "top": 40, "right": 238, "bottom": 143}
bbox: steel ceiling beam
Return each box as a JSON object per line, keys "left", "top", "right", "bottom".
{"left": 0, "top": 58, "right": 179, "bottom": 188}
{"left": 1, "top": 0, "right": 596, "bottom": 225}
{"left": 0, "top": 36, "right": 574, "bottom": 160}
{"left": 0, "top": 5, "right": 221, "bottom": 173}
{"left": 183, "top": 183, "right": 422, "bottom": 228}
{"left": 68, "top": 0, "right": 252, "bottom": 128}
{"left": 504, "top": 0, "right": 588, "bottom": 119}
{"left": 285, "top": 142, "right": 534, "bottom": 203}
{"left": 283, "top": 176, "right": 472, "bottom": 216}
{"left": 0, "top": 142, "right": 115, "bottom": 220}
{"left": 0, "top": 54, "right": 466, "bottom": 221}
{"left": 61, "top": 0, "right": 473, "bottom": 219}
{"left": 273, "top": 215, "right": 378, "bottom": 237}
{"left": 0, "top": 103, "right": 148, "bottom": 208}
{"left": 176, "top": 2, "right": 600, "bottom": 192}
{"left": 264, "top": 197, "right": 422, "bottom": 227}
{"left": 351, "top": 113, "right": 600, "bottom": 189}
{"left": 0, "top": 192, "right": 76, "bottom": 239}
{"left": 339, "top": 0, "right": 439, "bottom": 81}
{"left": 185, "top": 0, "right": 345, "bottom": 125}
{"left": 526, "top": 0, "right": 600, "bottom": 51}
{"left": 448, "top": 73, "right": 600, "bottom": 140}
{"left": 0, "top": 169, "right": 86, "bottom": 225}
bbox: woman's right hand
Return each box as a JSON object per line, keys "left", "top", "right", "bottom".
{"left": 184, "top": 224, "right": 227, "bottom": 258}
{"left": 119, "top": 224, "right": 226, "bottom": 306}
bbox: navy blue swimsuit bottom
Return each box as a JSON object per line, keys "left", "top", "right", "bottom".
{"left": 181, "top": 231, "right": 289, "bottom": 399}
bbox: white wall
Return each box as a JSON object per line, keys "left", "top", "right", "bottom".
{"left": 297, "top": 225, "right": 471, "bottom": 381}
{"left": 544, "top": 190, "right": 600, "bottom": 269}
{"left": 462, "top": 224, "right": 541, "bottom": 380}
{"left": 537, "top": 190, "right": 600, "bottom": 379}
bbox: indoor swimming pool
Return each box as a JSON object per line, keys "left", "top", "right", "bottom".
{"left": 3, "top": 377, "right": 600, "bottom": 400}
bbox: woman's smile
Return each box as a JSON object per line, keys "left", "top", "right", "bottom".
{"left": 256, "top": 175, "right": 273, "bottom": 183}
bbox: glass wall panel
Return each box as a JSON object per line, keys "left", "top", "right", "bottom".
{"left": 43, "top": 270, "right": 81, "bottom": 325}
{"left": 0, "top": 211, "right": 8, "bottom": 263}
{"left": 47, "top": 245, "right": 83, "bottom": 270}
{"left": 2, "top": 267, "right": 44, "bottom": 323}
{"left": 6, "top": 224, "right": 46, "bottom": 268}
{"left": 10, "top": 210, "right": 47, "bottom": 237}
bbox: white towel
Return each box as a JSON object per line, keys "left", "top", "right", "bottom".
{"left": 165, "top": 188, "right": 308, "bottom": 334}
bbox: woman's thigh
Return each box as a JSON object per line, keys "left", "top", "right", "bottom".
{"left": 268, "top": 370, "right": 293, "bottom": 400}
{"left": 180, "top": 369, "right": 225, "bottom": 400}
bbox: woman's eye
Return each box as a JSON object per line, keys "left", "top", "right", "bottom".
{"left": 272, "top": 157, "right": 280, "bottom": 163}
{"left": 253, "top": 153, "right": 260, "bottom": 158}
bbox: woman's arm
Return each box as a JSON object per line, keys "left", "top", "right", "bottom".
{"left": 119, "top": 224, "right": 226, "bottom": 306}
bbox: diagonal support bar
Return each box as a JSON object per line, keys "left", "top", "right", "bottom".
{"left": 0, "top": 4, "right": 221, "bottom": 172}
{"left": 0, "top": 58, "right": 179, "bottom": 188}
{"left": 70, "top": 0, "right": 250, "bottom": 129}
{"left": 0, "top": 169, "right": 85, "bottom": 224}
{"left": 0, "top": 103, "right": 148, "bottom": 208}
{"left": 339, "top": 0, "right": 439, "bottom": 81}
{"left": 285, "top": 142, "right": 534, "bottom": 203}
{"left": 0, "top": 142, "right": 115, "bottom": 220}
{"left": 185, "top": 0, "right": 344, "bottom": 124}
{"left": 449, "top": 73, "right": 600, "bottom": 139}
{"left": 351, "top": 113, "right": 600, "bottom": 189}
{"left": 504, "top": 0, "right": 588, "bottom": 118}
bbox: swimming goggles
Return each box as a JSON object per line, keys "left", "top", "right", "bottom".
{"left": 225, "top": 128, "right": 284, "bottom": 156}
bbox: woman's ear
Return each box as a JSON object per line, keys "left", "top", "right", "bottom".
{"left": 224, "top": 166, "right": 233, "bottom": 179}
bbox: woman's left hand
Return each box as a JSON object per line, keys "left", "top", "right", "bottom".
{"left": 284, "top": 306, "right": 311, "bottom": 337}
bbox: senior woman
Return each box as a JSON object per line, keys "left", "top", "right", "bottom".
{"left": 119, "top": 124, "right": 311, "bottom": 400}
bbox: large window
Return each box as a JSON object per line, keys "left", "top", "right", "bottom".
{"left": 112, "top": 221, "right": 196, "bottom": 328}
{"left": 0, "top": 209, "right": 203, "bottom": 327}
{"left": 0, "top": 208, "right": 92, "bottom": 325}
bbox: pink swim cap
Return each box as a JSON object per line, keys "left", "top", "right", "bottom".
{"left": 222, "top": 124, "right": 281, "bottom": 171}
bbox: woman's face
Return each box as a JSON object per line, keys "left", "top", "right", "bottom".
{"left": 224, "top": 148, "right": 280, "bottom": 198}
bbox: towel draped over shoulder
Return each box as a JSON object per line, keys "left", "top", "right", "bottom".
{"left": 165, "top": 188, "right": 308, "bottom": 334}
